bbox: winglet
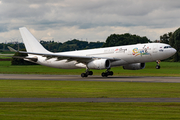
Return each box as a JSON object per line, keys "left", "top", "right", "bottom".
{"left": 7, "top": 46, "right": 18, "bottom": 52}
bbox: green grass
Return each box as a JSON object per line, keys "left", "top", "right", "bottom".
{"left": 0, "top": 61, "right": 180, "bottom": 76}
{"left": 0, "top": 102, "right": 180, "bottom": 120}
{"left": 1, "top": 80, "right": 180, "bottom": 98}
{"left": 0, "top": 51, "right": 15, "bottom": 54}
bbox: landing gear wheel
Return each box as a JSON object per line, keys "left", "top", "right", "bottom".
{"left": 81, "top": 73, "right": 88, "bottom": 77}
{"left": 87, "top": 71, "right": 93, "bottom": 75}
{"left": 101, "top": 68, "right": 114, "bottom": 77}
{"left": 108, "top": 71, "right": 113, "bottom": 76}
{"left": 156, "top": 60, "right": 161, "bottom": 69}
{"left": 81, "top": 69, "right": 93, "bottom": 78}
{"left": 156, "top": 65, "right": 160, "bottom": 69}
{"left": 101, "top": 72, "right": 107, "bottom": 77}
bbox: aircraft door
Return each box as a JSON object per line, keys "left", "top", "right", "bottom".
{"left": 153, "top": 45, "right": 158, "bottom": 53}
{"left": 152, "top": 44, "right": 160, "bottom": 60}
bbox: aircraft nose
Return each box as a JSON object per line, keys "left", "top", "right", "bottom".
{"left": 172, "top": 48, "right": 177, "bottom": 55}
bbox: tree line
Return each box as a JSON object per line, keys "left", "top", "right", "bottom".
{"left": 102, "top": 33, "right": 150, "bottom": 47}
{"left": 0, "top": 39, "right": 104, "bottom": 52}
{"left": 159, "top": 28, "right": 180, "bottom": 62}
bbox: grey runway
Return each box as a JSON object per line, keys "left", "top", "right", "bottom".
{"left": 0, "top": 74, "right": 180, "bottom": 83}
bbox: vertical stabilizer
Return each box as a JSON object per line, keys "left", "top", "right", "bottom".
{"left": 19, "top": 27, "right": 50, "bottom": 53}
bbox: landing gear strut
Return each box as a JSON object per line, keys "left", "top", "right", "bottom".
{"left": 81, "top": 69, "right": 93, "bottom": 78}
{"left": 101, "top": 68, "right": 113, "bottom": 77}
{"left": 156, "top": 60, "right": 161, "bottom": 69}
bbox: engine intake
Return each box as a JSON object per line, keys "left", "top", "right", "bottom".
{"left": 87, "top": 59, "right": 111, "bottom": 70}
{"left": 123, "top": 63, "right": 145, "bottom": 70}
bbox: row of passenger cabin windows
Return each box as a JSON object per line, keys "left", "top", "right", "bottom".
{"left": 164, "top": 46, "right": 172, "bottom": 49}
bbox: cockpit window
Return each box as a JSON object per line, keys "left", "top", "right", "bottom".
{"left": 164, "top": 46, "right": 172, "bottom": 49}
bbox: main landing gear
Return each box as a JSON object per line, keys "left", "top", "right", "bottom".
{"left": 81, "top": 69, "right": 93, "bottom": 77}
{"left": 81, "top": 68, "right": 114, "bottom": 78}
{"left": 156, "top": 60, "right": 161, "bottom": 69}
{"left": 101, "top": 68, "right": 113, "bottom": 77}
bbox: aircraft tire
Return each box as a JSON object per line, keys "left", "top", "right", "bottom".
{"left": 101, "top": 72, "right": 108, "bottom": 77}
{"left": 87, "top": 71, "right": 93, "bottom": 75}
{"left": 81, "top": 73, "right": 88, "bottom": 77}
{"left": 108, "top": 71, "right": 113, "bottom": 75}
{"left": 156, "top": 65, "right": 160, "bottom": 69}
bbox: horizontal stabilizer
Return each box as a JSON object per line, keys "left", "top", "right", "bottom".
{"left": 13, "top": 56, "right": 38, "bottom": 62}
{"left": 7, "top": 46, "right": 17, "bottom": 52}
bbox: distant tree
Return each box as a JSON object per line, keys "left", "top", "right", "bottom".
{"left": 85, "top": 41, "right": 104, "bottom": 49}
{"left": 154, "top": 40, "right": 160, "bottom": 43}
{"left": 160, "top": 32, "right": 172, "bottom": 44}
{"left": 169, "top": 28, "right": 180, "bottom": 62}
{"left": 37, "top": 39, "right": 104, "bottom": 52}
{"left": 1, "top": 39, "right": 104, "bottom": 53}
{"left": 0, "top": 43, "right": 25, "bottom": 51}
{"left": 102, "top": 33, "right": 150, "bottom": 47}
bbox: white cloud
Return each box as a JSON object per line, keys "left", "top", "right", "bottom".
{"left": 0, "top": 0, "right": 180, "bottom": 43}
{"left": 29, "top": 4, "right": 40, "bottom": 9}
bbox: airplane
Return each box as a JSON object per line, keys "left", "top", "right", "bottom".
{"left": 9, "top": 27, "right": 177, "bottom": 77}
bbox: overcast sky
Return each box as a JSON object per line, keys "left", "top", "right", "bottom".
{"left": 0, "top": 0, "right": 180, "bottom": 43}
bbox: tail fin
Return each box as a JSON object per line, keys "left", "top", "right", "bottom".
{"left": 19, "top": 27, "right": 50, "bottom": 53}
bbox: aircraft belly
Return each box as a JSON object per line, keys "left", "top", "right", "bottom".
{"left": 111, "top": 59, "right": 128, "bottom": 67}
{"left": 133, "top": 55, "right": 153, "bottom": 62}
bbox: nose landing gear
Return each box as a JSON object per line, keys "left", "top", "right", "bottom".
{"left": 156, "top": 60, "right": 161, "bottom": 69}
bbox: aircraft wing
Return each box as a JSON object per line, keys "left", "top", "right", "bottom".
{"left": 18, "top": 51, "right": 120, "bottom": 63}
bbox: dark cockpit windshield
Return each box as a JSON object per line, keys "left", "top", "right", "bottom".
{"left": 164, "top": 46, "right": 172, "bottom": 49}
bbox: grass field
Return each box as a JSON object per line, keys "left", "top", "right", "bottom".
{"left": 0, "top": 61, "right": 180, "bottom": 76}
{"left": 0, "top": 80, "right": 180, "bottom": 98}
{"left": 0, "top": 102, "right": 180, "bottom": 120}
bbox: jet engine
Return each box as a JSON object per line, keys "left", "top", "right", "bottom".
{"left": 123, "top": 63, "right": 145, "bottom": 70}
{"left": 87, "top": 59, "right": 111, "bottom": 70}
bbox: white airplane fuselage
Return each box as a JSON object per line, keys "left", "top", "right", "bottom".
{"left": 31, "top": 43, "right": 176, "bottom": 69}
{"left": 16, "top": 27, "right": 176, "bottom": 77}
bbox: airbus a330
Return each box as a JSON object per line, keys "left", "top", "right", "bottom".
{"left": 9, "top": 27, "right": 177, "bottom": 77}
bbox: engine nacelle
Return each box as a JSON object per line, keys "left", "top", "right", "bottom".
{"left": 123, "top": 63, "right": 145, "bottom": 70}
{"left": 87, "top": 59, "right": 111, "bottom": 70}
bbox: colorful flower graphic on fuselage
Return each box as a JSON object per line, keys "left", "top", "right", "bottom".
{"left": 132, "top": 47, "right": 150, "bottom": 57}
